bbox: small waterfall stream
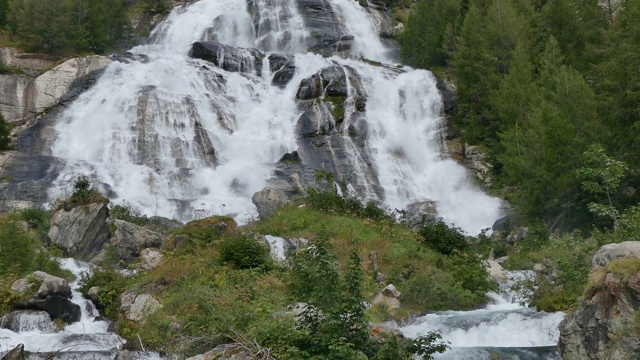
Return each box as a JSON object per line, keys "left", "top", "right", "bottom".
{"left": 0, "top": 259, "right": 128, "bottom": 357}
{"left": 399, "top": 271, "right": 565, "bottom": 359}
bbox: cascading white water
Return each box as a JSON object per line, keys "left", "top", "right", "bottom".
{"left": 0, "top": 259, "right": 125, "bottom": 354}
{"left": 49, "top": 0, "right": 501, "bottom": 233}
{"left": 399, "top": 271, "right": 565, "bottom": 359}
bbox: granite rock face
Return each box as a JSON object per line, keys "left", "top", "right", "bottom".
{"left": 559, "top": 241, "right": 640, "bottom": 360}
{"left": 47, "top": 202, "right": 110, "bottom": 263}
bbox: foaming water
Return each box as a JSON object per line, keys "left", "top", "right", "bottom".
{"left": 400, "top": 271, "right": 565, "bottom": 358}
{"left": 49, "top": 0, "right": 501, "bottom": 233}
{"left": 0, "top": 259, "right": 125, "bottom": 353}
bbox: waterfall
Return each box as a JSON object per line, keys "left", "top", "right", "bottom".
{"left": 48, "top": 0, "right": 502, "bottom": 234}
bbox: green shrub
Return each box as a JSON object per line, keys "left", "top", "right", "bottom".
{"left": 219, "top": 235, "right": 271, "bottom": 270}
{"left": 418, "top": 220, "right": 469, "bottom": 256}
{"left": 79, "top": 268, "right": 128, "bottom": 317}
{"left": 20, "top": 208, "right": 50, "bottom": 238}
{"left": 110, "top": 202, "right": 149, "bottom": 226}
{"left": 306, "top": 188, "right": 388, "bottom": 220}
{"left": 0, "top": 111, "right": 12, "bottom": 151}
{"left": 0, "top": 216, "right": 36, "bottom": 276}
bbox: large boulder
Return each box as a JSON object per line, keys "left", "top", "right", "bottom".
{"left": 47, "top": 202, "right": 110, "bottom": 262}
{"left": 373, "top": 284, "right": 402, "bottom": 309}
{"left": 110, "top": 219, "right": 164, "bottom": 264}
{"left": 404, "top": 200, "right": 438, "bottom": 228}
{"left": 591, "top": 241, "right": 640, "bottom": 269}
{"left": 11, "top": 271, "right": 71, "bottom": 299}
{"left": 189, "top": 42, "right": 264, "bottom": 75}
{"left": 140, "top": 248, "right": 164, "bottom": 270}
{"left": 252, "top": 187, "right": 291, "bottom": 219}
{"left": 558, "top": 241, "right": 640, "bottom": 359}
{"left": 268, "top": 54, "right": 296, "bottom": 87}
{"left": 120, "top": 292, "right": 162, "bottom": 323}
{"left": 1, "top": 344, "right": 26, "bottom": 360}
{"left": 18, "top": 296, "right": 81, "bottom": 324}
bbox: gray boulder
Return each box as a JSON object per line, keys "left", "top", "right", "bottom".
{"left": 373, "top": 284, "right": 402, "bottom": 309}
{"left": 1, "top": 344, "right": 25, "bottom": 360}
{"left": 252, "top": 187, "right": 291, "bottom": 219}
{"left": 47, "top": 202, "right": 110, "bottom": 262}
{"left": 111, "top": 219, "right": 164, "bottom": 264}
{"left": 11, "top": 271, "right": 71, "bottom": 299}
{"left": 140, "top": 248, "right": 164, "bottom": 270}
{"left": 591, "top": 241, "right": 640, "bottom": 269}
{"left": 189, "top": 42, "right": 264, "bottom": 75}
{"left": 269, "top": 54, "right": 296, "bottom": 87}
{"left": 120, "top": 292, "right": 162, "bottom": 323}
{"left": 21, "top": 295, "right": 81, "bottom": 324}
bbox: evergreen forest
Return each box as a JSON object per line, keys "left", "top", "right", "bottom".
{"left": 401, "top": 0, "right": 639, "bottom": 233}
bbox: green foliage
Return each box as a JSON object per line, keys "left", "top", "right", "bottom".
{"left": 110, "top": 202, "right": 149, "bottom": 226}
{"left": 19, "top": 208, "right": 50, "bottom": 238}
{"left": 418, "top": 219, "right": 469, "bottom": 255}
{"left": 0, "top": 215, "right": 36, "bottom": 276}
{"left": 79, "top": 268, "right": 128, "bottom": 317}
{"left": 63, "top": 175, "right": 108, "bottom": 208}
{"left": 306, "top": 188, "right": 388, "bottom": 221}
{"left": 0, "top": 111, "right": 13, "bottom": 151}
{"left": 218, "top": 235, "right": 272, "bottom": 270}
{"left": 577, "top": 144, "right": 628, "bottom": 226}
{"left": 273, "top": 237, "right": 448, "bottom": 359}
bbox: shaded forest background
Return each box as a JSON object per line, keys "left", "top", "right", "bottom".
{"left": 401, "top": 0, "right": 639, "bottom": 233}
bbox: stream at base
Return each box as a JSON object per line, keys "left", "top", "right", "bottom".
{"left": 0, "top": 259, "right": 158, "bottom": 360}
{"left": 399, "top": 271, "right": 565, "bottom": 359}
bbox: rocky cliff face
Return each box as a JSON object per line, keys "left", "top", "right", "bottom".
{"left": 559, "top": 241, "right": 640, "bottom": 359}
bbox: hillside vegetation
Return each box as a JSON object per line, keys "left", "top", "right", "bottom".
{"left": 400, "top": 0, "right": 639, "bottom": 232}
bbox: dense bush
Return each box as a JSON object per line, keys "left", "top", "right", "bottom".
{"left": 219, "top": 235, "right": 272, "bottom": 270}
{"left": 306, "top": 188, "right": 388, "bottom": 220}
{"left": 110, "top": 202, "right": 149, "bottom": 226}
{"left": 418, "top": 219, "right": 469, "bottom": 256}
{"left": 0, "top": 112, "right": 12, "bottom": 151}
{"left": 0, "top": 215, "right": 36, "bottom": 276}
{"left": 79, "top": 268, "right": 128, "bottom": 317}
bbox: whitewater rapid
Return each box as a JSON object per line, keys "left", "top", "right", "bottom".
{"left": 48, "top": 0, "right": 502, "bottom": 234}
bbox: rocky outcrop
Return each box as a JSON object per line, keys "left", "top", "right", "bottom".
{"left": 373, "top": 284, "right": 402, "bottom": 309}
{"left": 110, "top": 219, "right": 164, "bottom": 265}
{"left": 11, "top": 271, "right": 71, "bottom": 299}
{"left": 591, "top": 241, "right": 640, "bottom": 269}
{"left": 0, "top": 55, "right": 111, "bottom": 122}
{"left": 1, "top": 344, "right": 26, "bottom": 360}
{"left": 140, "top": 248, "right": 164, "bottom": 270}
{"left": 9, "top": 271, "right": 81, "bottom": 324}
{"left": 47, "top": 202, "right": 110, "bottom": 262}
{"left": 0, "top": 48, "right": 60, "bottom": 76}
{"left": 269, "top": 54, "right": 296, "bottom": 87}
{"left": 296, "top": 0, "right": 347, "bottom": 57}
{"left": 558, "top": 242, "right": 640, "bottom": 359}
{"left": 190, "top": 42, "right": 264, "bottom": 75}
{"left": 252, "top": 187, "right": 291, "bottom": 219}
{"left": 120, "top": 292, "right": 162, "bottom": 322}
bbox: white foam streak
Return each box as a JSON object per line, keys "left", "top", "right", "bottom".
{"left": 328, "top": 0, "right": 389, "bottom": 61}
